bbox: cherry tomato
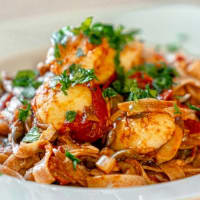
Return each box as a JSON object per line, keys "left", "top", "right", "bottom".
{"left": 160, "top": 89, "right": 173, "bottom": 100}
{"left": 60, "top": 84, "right": 108, "bottom": 143}
{"left": 184, "top": 119, "right": 200, "bottom": 134}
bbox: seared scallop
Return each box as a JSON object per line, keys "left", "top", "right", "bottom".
{"left": 32, "top": 80, "right": 92, "bottom": 130}
{"left": 111, "top": 112, "right": 175, "bottom": 154}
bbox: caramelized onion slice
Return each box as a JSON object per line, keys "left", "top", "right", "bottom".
{"left": 118, "top": 98, "right": 174, "bottom": 116}
{"left": 156, "top": 125, "right": 183, "bottom": 164}
{"left": 96, "top": 155, "right": 116, "bottom": 174}
{"left": 32, "top": 143, "right": 55, "bottom": 184}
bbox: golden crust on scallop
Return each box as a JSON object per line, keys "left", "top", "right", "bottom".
{"left": 32, "top": 80, "right": 92, "bottom": 129}
{"left": 111, "top": 112, "right": 175, "bottom": 154}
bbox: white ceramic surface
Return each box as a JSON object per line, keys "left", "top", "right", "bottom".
{"left": 0, "top": 3, "right": 200, "bottom": 200}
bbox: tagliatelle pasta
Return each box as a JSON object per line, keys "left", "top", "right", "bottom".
{"left": 0, "top": 17, "right": 200, "bottom": 188}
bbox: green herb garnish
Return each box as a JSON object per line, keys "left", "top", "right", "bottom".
{"left": 52, "top": 64, "right": 97, "bottom": 94}
{"left": 59, "top": 70, "right": 71, "bottom": 95}
{"left": 13, "top": 69, "right": 42, "bottom": 99}
{"left": 102, "top": 87, "right": 118, "bottom": 98}
{"left": 70, "top": 17, "right": 140, "bottom": 50}
{"left": 66, "top": 111, "right": 77, "bottom": 123}
{"left": 65, "top": 151, "right": 80, "bottom": 170}
{"left": 76, "top": 48, "right": 85, "bottom": 57}
{"left": 22, "top": 126, "right": 40, "bottom": 143}
{"left": 110, "top": 62, "right": 176, "bottom": 102}
{"left": 69, "top": 64, "right": 97, "bottom": 85}
{"left": 13, "top": 70, "right": 37, "bottom": 87}
{"left": 126, "top": 80, "right": 157, "bottom": 101}
{"left": 187, "top": 104, "right": 200, "bottom": 112}
{"left": 18, "top": 104, "right": 31, "bottom": 122}
{"left": 174, "top": 103, "right": 181, "bottom": 114}
{"left": 127, "top": 63, "right": 178, "bottom": 94}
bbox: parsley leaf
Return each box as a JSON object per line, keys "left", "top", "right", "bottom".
{"left": 187, "top": 104, "right": 200, "bottom": 112}
{"left": 72, "top": 18, "right": 140, "bottom": 51}
{"left": 127, "top": 81, "right": 157, "bottom": 101}
{"left": 127, "top": 63, "right": 178, "bottom": 94}
{"left": 54, "top": 43, "right": 61, "bottom": 59}
{"left": 65, "top": 151, "right": 80, "bottom": 170}
{"left": 69, "top": 64, "right": 97, "bottom": 85}
{"left": 174, "top": 103, "right": 181, "bottom": 114}
{"left": 18, "top": 104, "right": 31, "bottom": 122}
{"left": 102, "top": 87, "right": 118, "bottom": 98}
{"left": 53, "top": 64, "right": 97, "bottom": 94}
{"left": 59, "top": 70, "right": 71, "bottom": 95}
{"left": 13, "top": 70, "right": 37, "bottom": 87}
{"left": 66, "top": 111, "right": 77, "bottom": 123}
{"left": 13, "top": 70, "right": 42, "bottom": 100}
{"left": 22, "top": 126, "right": 40, "bottom": 143}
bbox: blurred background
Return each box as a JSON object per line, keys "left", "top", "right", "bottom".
{"left": 0, "top": 0, "right": 200, "bottom": 22}
{"left": 1, "top": 0, "right": 200, "bottom": 70}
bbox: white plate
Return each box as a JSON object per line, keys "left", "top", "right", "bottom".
{"left": 0, "top": 3, "right": 200, "bottom": 200}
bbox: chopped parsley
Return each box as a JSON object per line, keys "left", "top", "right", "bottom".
{"left": 59, "top": 70, "right": 71, "bottom": 95}
{"left": 187, "top": 104, "right": 200, "bottom": 112}
{"left": 127, "top": 63, "right": 178, "bottom": 94}
{"left": 18, "top": 104, "right": 31, "bottom": 122}
{"left": 69, "top": 64, "right": 97, "bottom": 85}
{"left": 65, "top": 151, "right": 80, "bottom": 170}
{"left": 102, "top": 87, "right": 118, "bottom": 98}
{"left": 70, "top": 17, "right": 139, "bottom": 50}
{"left": 13, "top": 70, "right": 37, "bottom": 87}
{"left": 0, "top": 172, "right": 2, "bottom": 176}
{"left": 22, "top": 126, "right": 40, "bottom": 143}
{"left": 13, "top": 70, "right": 41, "bottom": 88}
{"left": 174, "top": 103, "right": 181, "bottom": 114}
{"left": 66, "top": 111, "right": 77, "bottom": 123}
{"left": 13, "top": 70, "right": 42, "bottom": 99}
{"left": 107, "top": 62, "right": 176, "bottom": 102}
{"left": 125, "top": 80, "right": 157, "bottom": 101}
{"left": 52, "top": 64, "right": 97, "bottom": 95}
{"left": 76, "top": 48, "right": 85, "bottom": 57}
